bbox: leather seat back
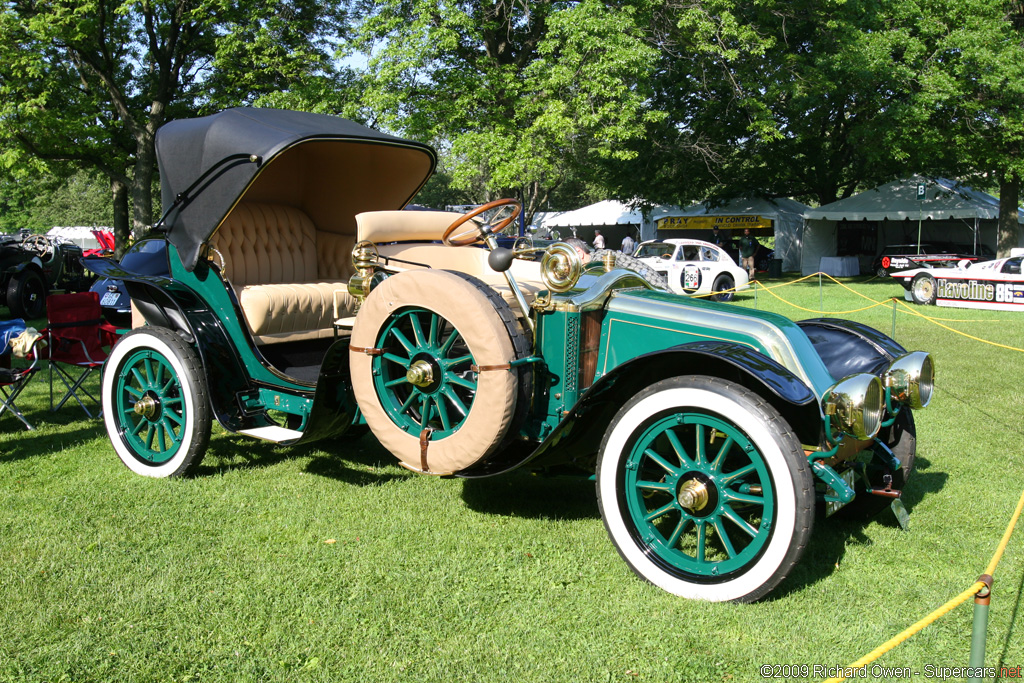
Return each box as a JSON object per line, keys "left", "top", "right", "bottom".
{"left": 212, "top": 202, "right": 319, "bottom": 286}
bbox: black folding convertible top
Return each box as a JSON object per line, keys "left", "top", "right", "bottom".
{"left": 155, "top": 107, "right": 437, "bottom": 271}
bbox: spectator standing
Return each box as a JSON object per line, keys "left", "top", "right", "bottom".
{"left": 593, "top": 230, "right": 605, "bottom": 249}
{"left": 738, "top": 228, "right": 758, "bottom": 280}
{"left": 710, "top": 226, "right": 723, "bottom": 247}
{"left": 620, "top": 232, "right": 635, "bottom": 255}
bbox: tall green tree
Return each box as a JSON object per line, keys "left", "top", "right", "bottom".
{"left": 353, "top": 0, "right": 662, "bottom": 223}
{"left": 613, "top": 0, "right": 942, "bottom": 207}
{"left": 910, "top": 0, "right": 1024, "bottom": 254}
{"left": 618, "top": 0, "right": 1024, "bottom": 249}
{"left": 0, "top": 0, "right": 351, "bottom": 254}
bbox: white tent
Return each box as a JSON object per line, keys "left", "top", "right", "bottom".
{"left": 533, "top": 200, "right": 644, "bottom": 248}
{"left": 651, "top": 197, "right": 809, "bottom": 272}
{"left": 46, "top": 226, "right": 112, "bottom": 251}
{"left": 801, "top": 176, "right": 1024, "bottom": 275}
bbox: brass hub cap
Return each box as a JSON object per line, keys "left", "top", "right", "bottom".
{"left": 134, "top": 395, "right": 158, "bottom": 420}
{"left": 677, "top": 479, "right": 710, "bottom": 513}
{"left": 405, "top": 360, "right": 435, "bottom": 388}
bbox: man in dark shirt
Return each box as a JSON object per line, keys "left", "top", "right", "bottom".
{"left": 738, "top": 228, "right": 758, "bottom": 280}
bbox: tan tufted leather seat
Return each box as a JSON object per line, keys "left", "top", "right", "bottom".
{"left": 212, "top": 202, "right": 356, "bottom": 344}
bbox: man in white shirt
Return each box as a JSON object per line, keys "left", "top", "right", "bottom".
{"left": 593, "top": 230, "right": 605, "bottom": 249}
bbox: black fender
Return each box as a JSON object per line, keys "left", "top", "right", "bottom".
{"left": 457, "top": 340, "right": 822, "bottom": 478}
{"left": 7, "top": 259, "right": 44, "bottom": 279}
{"left": 85, "top": 254, "right": 270, "bottom": 433}
{"left": 797, "top": 318, "right": 907, "bottom": 378}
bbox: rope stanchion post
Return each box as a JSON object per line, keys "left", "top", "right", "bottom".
{"left": 891, "top": 297, "right": 897, "bottom": 339}
{"left": 968, "top": 575, "right": 993, "bottom": 681}
{"left": 822, "top": 488, "right": 1024, "bottom": 683}
{"left": 819, "top": 272, "right": 823, "bottom": 312}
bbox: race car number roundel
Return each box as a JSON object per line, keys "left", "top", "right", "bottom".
{"left": 681, "top": 264, "right": 702, "bottom": 293}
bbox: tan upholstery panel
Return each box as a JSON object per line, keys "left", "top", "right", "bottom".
{"left": 317, "top": 232, "right": 356, "bottom": 281}
{"left": 239, "top": 282, "right": 355, "bottom": 337}
{"left": 356, "top": 210, "right": 467, "bottom": 244}
{"left": 213, "top": 202, "right": 319, "bottom": 286}
{"left": 212, "top": 201, "right": 354, "bottom": 344}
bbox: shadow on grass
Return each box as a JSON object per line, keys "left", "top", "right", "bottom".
{"left": 996, "top": 563, "right": 1024, "bottom": 671}
{"left": 191, "top": 433, "right": 296, "bottom": 476}
{"left": 304, "top": 433, "right": 413, "bottom": 487}
{"left": 461, "top": 471, "right": 600, "bottom": 521}
{"left": 770, "top": 454, "right": 947, "bottom": 599}
{"left": 0, "top": 420, "right": 106, "bottom": 464}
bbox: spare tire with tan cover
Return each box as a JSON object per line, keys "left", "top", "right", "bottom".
{"left": 349, "top": 269, "right": 530, "bottom": 475}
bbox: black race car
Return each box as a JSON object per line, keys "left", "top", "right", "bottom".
{"left": 871, "top": 243, "right": 983, "bottom": 278}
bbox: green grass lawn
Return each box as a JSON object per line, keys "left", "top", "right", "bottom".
{"left": 2, "top": 275, "right": 1024, "bottom": 682}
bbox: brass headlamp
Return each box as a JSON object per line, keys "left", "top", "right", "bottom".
{"left": 822, "top": 373, "right": 884, "bottom": 441}
{"left": 884, "top": 351, "right": 934, "bottom": 410}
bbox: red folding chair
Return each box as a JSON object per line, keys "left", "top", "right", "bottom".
{"left": 1, "top": 319, "right": 46, "bottom": 430}
{"left": 44, "top": 292, "right": 119, "bottom": 418}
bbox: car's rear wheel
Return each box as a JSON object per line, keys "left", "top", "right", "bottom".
{"left": 710, "top": 274, "right": 735, "bottom": 302}
{"left": 6, "top": 269, "right": 47, "bottom": 319}
{"left": 597, "top": 376, "right": 813, "bottom": 602}
{"left": 350, "top": 270, "right": 530, "bottom": 475}
{"left": 102, "top": 328, "right": 211, "bottom": 477}
{"left": 911, "top": 273, "right": 937, "bottom": 305}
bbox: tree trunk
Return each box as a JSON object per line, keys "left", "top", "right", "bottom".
{"left": 131, "top": 129, "right": 156, "bottom": 238}
{"left": 112, "top": 178, "right": 130, "bottom": 259}
{"left": 997, "top": 172, "right": 1021, "bottom": 258}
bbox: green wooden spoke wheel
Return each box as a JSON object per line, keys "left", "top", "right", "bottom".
{"left": 598, "top": 376, "right": 813, "bottom": 602}
{"left": 350, "top": 269, "right": 528, "bottom": 474}
{"left": 102, "top": 328, "right": 210, "bottom": 477}
{"left": 372, "top": 307, "right": 477, "bottom": 438}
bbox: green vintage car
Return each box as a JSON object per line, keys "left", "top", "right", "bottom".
{"left": 85, "top": 108, "right": 933, "bottom": 602}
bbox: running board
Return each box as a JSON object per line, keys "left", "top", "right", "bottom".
{"left": 238, "top": 426, "right": 304, "bottom": 443}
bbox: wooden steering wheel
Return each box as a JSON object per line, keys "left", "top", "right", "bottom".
{"left": 22, "top": 234, "right": 52, "bottom": 258}
{"left": 442, "top": 198, "right": 522, "bottom": 247}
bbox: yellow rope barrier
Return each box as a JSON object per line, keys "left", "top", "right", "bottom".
{"left": 893, "top": 299, "right": 1024, "bottom": 354}
{"left": 742, "top": 274, "right": 1021, "bottom": 350}
{"left": 823, "top": 488, "right": 1024, "bottom": 682}
{"left": 753, "top": 281, "right": 892, "bottom": 315}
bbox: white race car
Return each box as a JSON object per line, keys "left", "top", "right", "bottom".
{"left": 634, "top": 238, "right": 750, "bottom": 301}
{"left": 890, "top": 253, "right": 1024, "bottom": 310}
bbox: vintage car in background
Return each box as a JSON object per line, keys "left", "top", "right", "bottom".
{"left": 89, "top": 240, "right": 170, "bottom": 327}
{"left": 634, "top": 238, "right": 750, "bottom": 301}
{"left": 85, "top": 108, "right": 934, "bottom": 603}
{"left": 891, "top": 252, "right": 1024, "bottom": 310}
{"left": 0, "top": 232, "right": 91, "bottom": 318}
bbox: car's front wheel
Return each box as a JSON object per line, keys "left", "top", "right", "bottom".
{"left": 597, "top": 376, "right": 813, "bottom": 602}
{"left": 6, "top": 269, "right": 47, "bottom": 318}
{"left": 911, "top": 273, "right": 937, "bottom": 305}
{"left": 101, "top": 328, "right": 211, "bottom": 477}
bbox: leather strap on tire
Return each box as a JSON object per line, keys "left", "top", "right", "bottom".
{"left": 419, "top": 428, "right": 433, "bottom": 472}
{"left": 350, "top": 345, "right": 384, "bottom": 356}
{"left": 471, "top": 363, "right": 511, "bottom": 373}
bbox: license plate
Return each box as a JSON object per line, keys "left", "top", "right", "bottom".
{"left": 100, "top": 292, "right": 120, "bottom": 306}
